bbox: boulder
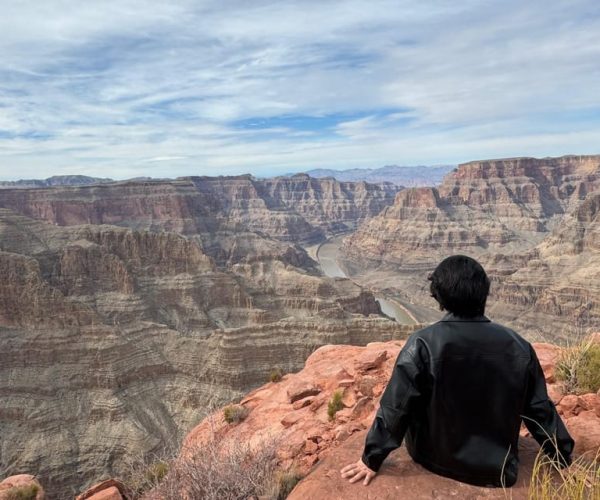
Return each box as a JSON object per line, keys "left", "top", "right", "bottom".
{"left": 287, "top": 382, "right": 321, "bottom": 404}
{"left": 85, "top": 487, "right": 123, "bottom": 500}
{"left": 0, "top": 475, "right": 44, "bottom": 500}
{"left": 533, "top": 343, "right": 561, "bottom": 383}
{"left": 75, "top": 479, "right": 130, "bottom": 500}
{"left": 558, "top": 394, "right": 579, "bottom": 417}
{"left": 355, "top": 349, "right": 388, "bottom": 373}
{"left": 566, "top": 412, "right": 600, "bottom": 456}
{"left": 293, "top": 396, "right": 315, "bottom": 410}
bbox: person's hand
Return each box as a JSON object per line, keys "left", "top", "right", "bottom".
{"left": 340, "top": 459, "right": 377, "bottom": 485}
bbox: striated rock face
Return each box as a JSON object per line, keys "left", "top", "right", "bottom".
{"left": 485, "top": 191, "right": 600, "bottom": 336}
{"left": 0, "top": 174, "right": 399, "bottom": 247}
{"left": 344, "top": 155, "right": 600, "bottom": 263}
{"left": 165, "top": 339, "right": 600, "bottom": 499}
{"left": 342, "top": 155, "right": 600, "bottom": 338}
{"left": 0, "top": 205, "right": 410, "bottom": 497}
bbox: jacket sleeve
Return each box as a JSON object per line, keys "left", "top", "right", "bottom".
{"left": 521, "top": 344, "right": 574, "bottom": 467}
{"left": 361, "top": 336, "right": 428, "bottom": 471}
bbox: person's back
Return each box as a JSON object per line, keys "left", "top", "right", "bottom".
{"left": 341, "top": 255, "right": 574, "bottom": 487}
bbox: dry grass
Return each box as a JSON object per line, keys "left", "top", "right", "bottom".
{"left": 262, "top": 468, "right": 304, "bottom": 500}
{"left": 143, "top": 435, "right": 287, "bottom": 500}
{"left": 223, "top": 404, "right": 250, "bottom": 424}
{"left": 556, "top": 336, "right": 600, "bottom": 394}
{"left": 3, "top": 484, "right": 39, "bottom": 500}
{"left": 528, "top": 447, "right": 600, "bottom": 499}
{"left": 119, "top": 447, "right": 177, "bottom": 499}
{"left": 121, "top": 407, "right": 301, "bottom": 500}
{"left": 269, "top": 367, "right": 284, "bottom": 383}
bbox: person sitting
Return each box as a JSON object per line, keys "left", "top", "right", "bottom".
{"left": 340, "top": 255, "right": 574, "bottom": 487}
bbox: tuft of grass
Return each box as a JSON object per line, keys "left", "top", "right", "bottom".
{"left": 145, "top": 461, "right": 169, "bottom": 486}
{"left": 327, "top": 389, "right": 344, "bottom": 421}
{"left": 269, "top": 367, "right": 284, "bottom": 383}
{"left": 4, "top": 484, "right": 39, "bottom": 500}
{"left": 262, "top": 467, "right": 304, "bottom": 500}
{"left": 223, "top": 404, "right": 250, "bottom": 424}
{"left": 556, "top": 338, "right": 600, "bottom": 394}
{"left": 275, "top": 469, "right": 304, "bottom": 499}
{"left": 528, "top": 447, "right": 600, "bottom": 499}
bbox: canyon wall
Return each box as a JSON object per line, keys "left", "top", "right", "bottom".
{"left": 0, "top": 174, "right": 398, "bottom": 247}
{"left": 341, "top": 155, "right": 600, "bottom": 339}
{"left": 0, "top": 174, "right": 403, "bottom": 497}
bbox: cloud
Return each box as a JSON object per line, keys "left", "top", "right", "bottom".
{"left": 0, "top": 0, "right": 599, "bottom": 179}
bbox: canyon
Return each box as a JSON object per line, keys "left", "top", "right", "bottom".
{"left": 1, "top": 155, "right": 600, "bottom": 497}
{"left": 0, "top": 176, "right": 407, "bottom": 497}
{"left": 341, "top": 155, "right": 600, "bottom": 339}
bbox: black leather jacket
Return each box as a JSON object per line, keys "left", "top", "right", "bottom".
{"left": 361, "top": 313, "right": 574, "bottom": 487}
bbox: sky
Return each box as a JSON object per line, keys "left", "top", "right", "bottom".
{"left": 0, "top": 0, "right": 600, "bottom": 180}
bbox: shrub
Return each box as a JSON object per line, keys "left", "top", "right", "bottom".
{"left": 528, "top": 445, "right": 600, "bottom": 499}
{"left": 556, "top": 338, "right": 600, "bottom": 394}
{"left": 149, "top": 436, "right": 279, "bottom": 500}
{"left": 327, "top": 389, "right": 344, "bottom": 421}
{"left": 121, "top": 455, "right": 172, "bottom": 498}
{"left": 4, "top": 484, "right": 39, "bottom": 500}
{"left": 223, "top": 404, "right": 250, "bottom": 424}
{"left": 269, "top": 367, "right": 284, "bottom": 383}
{"left": 574, "top": 344, "right": 600, "bottom": 393}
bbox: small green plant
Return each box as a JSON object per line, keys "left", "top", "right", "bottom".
{"left": 556, "top": 338, "right": 600, "bottom": 394}
{"left": 223, "top": 404, "right": 250, "bottom": 424}
{"left": 4, "top": 484, "right": 39, "bottom": 500}
{"left": 274, "top": 468, "right": 304, "bottom": 499}
{"left": 269, "top": 367, "right": 284, "bottom": 383}
{"left": 327, "top": 389, "right": 344, "bottom": 421}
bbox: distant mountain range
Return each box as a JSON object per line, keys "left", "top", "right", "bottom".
{"left": 1, "top": 166, "right": 456, "bottom": 190}
{"left": 0, "top": 175, "right": 114, "bottom": 188}
{"left": 295, "top": 165, "right": 456, "bottom": 186}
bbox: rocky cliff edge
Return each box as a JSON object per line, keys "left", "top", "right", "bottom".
{"left": 5, "top": 337, "right": 599, "bottom": 499}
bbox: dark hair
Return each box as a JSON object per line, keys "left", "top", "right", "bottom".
{"left": 428, "top": 255, "right": 490, "bottom": 318}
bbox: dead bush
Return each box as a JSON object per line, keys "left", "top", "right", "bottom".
{"left": 144, "top": 435, "right": 281, "bottom": 500}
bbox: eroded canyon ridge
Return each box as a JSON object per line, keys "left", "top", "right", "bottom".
{"left": 1, "top": 156, "right": 599, "bottom": 496}
{"left": 342, "top": 155, "right": 600, "bottom": 339}
{"left": 0, "top": 174, "right": 408, "bottom": 496}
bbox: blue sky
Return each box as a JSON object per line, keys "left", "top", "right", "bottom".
{"left": 0, "top": 0, "right": 599, "bottom": 180}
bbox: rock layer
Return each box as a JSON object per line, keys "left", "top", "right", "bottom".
{"left": 0, "top": 202, "right": 408, "bottom": 497}
{"left": 342, "top": 155, "right": 600, "bottom": 339}
{"left": 0, "top": 174, "right": 399, "bottom": 247}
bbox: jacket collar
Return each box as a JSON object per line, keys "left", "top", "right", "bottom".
{"left": 440, "top": 312, "right": 491, "bottom": 322}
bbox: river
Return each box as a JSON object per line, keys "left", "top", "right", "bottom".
{"left": 314, "top": 236, "right": 416, "bottom": 325}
